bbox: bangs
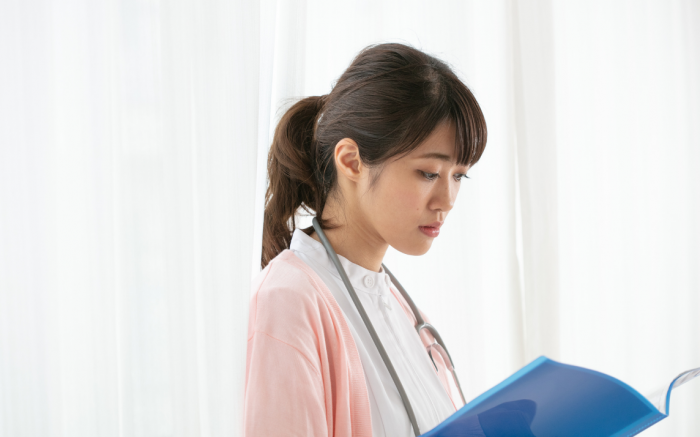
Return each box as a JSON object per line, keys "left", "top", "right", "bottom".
{"left": 449, "top": 77, "right": 488, "bottom": 168}
{"left": 388, "top": 74, "right": 487, "bottom": 168}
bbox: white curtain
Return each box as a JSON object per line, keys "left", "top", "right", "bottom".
{"left": 1, "top": 1, "right": 698, "bottom": 436}
{"left": 0, "top": 0, "right": 259, "bottom": 435}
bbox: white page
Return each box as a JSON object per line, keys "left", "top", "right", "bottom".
{"left": 645, "top": 367, "right": 700, "bottom": 415}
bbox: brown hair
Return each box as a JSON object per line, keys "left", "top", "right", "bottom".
{"left": 261, "top": 42, "right": 487, "bottom": 268}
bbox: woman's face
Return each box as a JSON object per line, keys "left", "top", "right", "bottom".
{"left": 356, "top": 119, "right": 469, "bottom": 256}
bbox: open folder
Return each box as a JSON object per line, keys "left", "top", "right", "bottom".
{"left": 422, "top": 356, "right": 699, "bottom": 437}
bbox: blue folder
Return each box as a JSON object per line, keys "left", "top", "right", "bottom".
{"left": 421, "top": 356, "right": 699, "bottom": 437}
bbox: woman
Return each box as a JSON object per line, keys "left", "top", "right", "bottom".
{"left": 244, "top": 42, "right": 487, "bottom": 437}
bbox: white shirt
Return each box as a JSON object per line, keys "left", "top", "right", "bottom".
{"left": 289, "top": 229, "right": 456, "bottom": 437}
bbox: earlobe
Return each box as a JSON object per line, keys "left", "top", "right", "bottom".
{"left": 334, "top": 138, "right": 363, "bottom": 182}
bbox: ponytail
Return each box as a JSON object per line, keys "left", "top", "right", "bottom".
{"left": 261, "top": 95, "right": 328, "bottom": 269}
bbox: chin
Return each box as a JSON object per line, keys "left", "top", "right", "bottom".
{"left": 392, "top": 238, "right": 433, "bottom": 256}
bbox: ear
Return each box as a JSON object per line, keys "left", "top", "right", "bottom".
{"left": 333, "top": 138, "right": 364, "bottom": 183}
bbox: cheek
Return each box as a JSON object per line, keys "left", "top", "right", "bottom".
{"left": 375, "top": 184, "right": 435, "bottom": 255}
{"left": 372, "top": 177, "right": 428, "bottom": 227}
{"left": 364, "top": 170, "right": 436, "bottom": 255}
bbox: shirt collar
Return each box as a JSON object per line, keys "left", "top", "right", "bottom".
{"left": 290, "top": 228, "right": 392, "bottom": 295}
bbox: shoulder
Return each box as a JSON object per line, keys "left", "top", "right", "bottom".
{"left": 248, "top": 249, "right": 339, "bottom": 346}
{"left": 251, "top": 249, "right": 330, "bottom": 316}
{"left": 252, "top": 249, "right": 324, "bottom": 297}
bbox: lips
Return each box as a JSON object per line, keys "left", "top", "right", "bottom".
{"left": 418, "top": 221, "right": 443, "bottom": 238}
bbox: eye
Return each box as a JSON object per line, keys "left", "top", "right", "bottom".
{"left": 454, "top": 173, "right": 470, "bottom": 181}
{"left": 420, "top": 171, "right": 439, "bottom": 181}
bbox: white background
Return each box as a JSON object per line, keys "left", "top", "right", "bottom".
{"left": 1, "top": 0, "right": 698, "bottom": 436}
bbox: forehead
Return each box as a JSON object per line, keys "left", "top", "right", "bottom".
{"left": 406, "top": 119, "right": 461, "bottom": 164}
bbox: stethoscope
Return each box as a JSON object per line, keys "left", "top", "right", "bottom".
{"left": 311, "top": 217, "right": 466, "bottom": 437}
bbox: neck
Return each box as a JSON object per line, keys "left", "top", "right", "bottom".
{"left": 309, "top": 199, "right": 388, "bottom": 273}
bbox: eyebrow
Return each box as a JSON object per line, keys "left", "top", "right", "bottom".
{"left": 416, "top": 152, "right": 455, "bottom": 163}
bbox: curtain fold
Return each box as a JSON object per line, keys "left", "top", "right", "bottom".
{"left": 1, "top": 0, "right": 260, "bottom": 436}
{"left": 0, "top": 1, "right": 698, "bottom": 436}
{"left": 512, "top": 0, "right": 561, "bottom": 362}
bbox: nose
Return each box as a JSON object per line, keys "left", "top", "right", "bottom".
{"left": 430, "top": 177, "right": 456, "bottom": 214}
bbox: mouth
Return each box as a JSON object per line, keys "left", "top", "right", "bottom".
{"left": 418, "top": 221, "right": 443, "bottom": 238}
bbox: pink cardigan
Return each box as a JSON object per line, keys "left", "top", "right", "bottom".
{"left": 244, "top": 249, "right": 462, "bottom": 437}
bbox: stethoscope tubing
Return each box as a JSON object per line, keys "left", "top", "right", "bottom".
{"left": 312, "top": 218, "right": 422, "bottom": 435}
{"left": 382, "top": 264, "right": 467, "bottom": 407}
{"left": 311, "top": 217, "right": 466, "bottom": 436}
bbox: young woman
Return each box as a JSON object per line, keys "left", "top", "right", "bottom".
{"left": 244, "top": 43, "right": 487, "bottom": 437}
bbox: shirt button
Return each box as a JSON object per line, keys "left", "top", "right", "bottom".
{"left": 363, "top": 276, "right": 374, "bottom": 288}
